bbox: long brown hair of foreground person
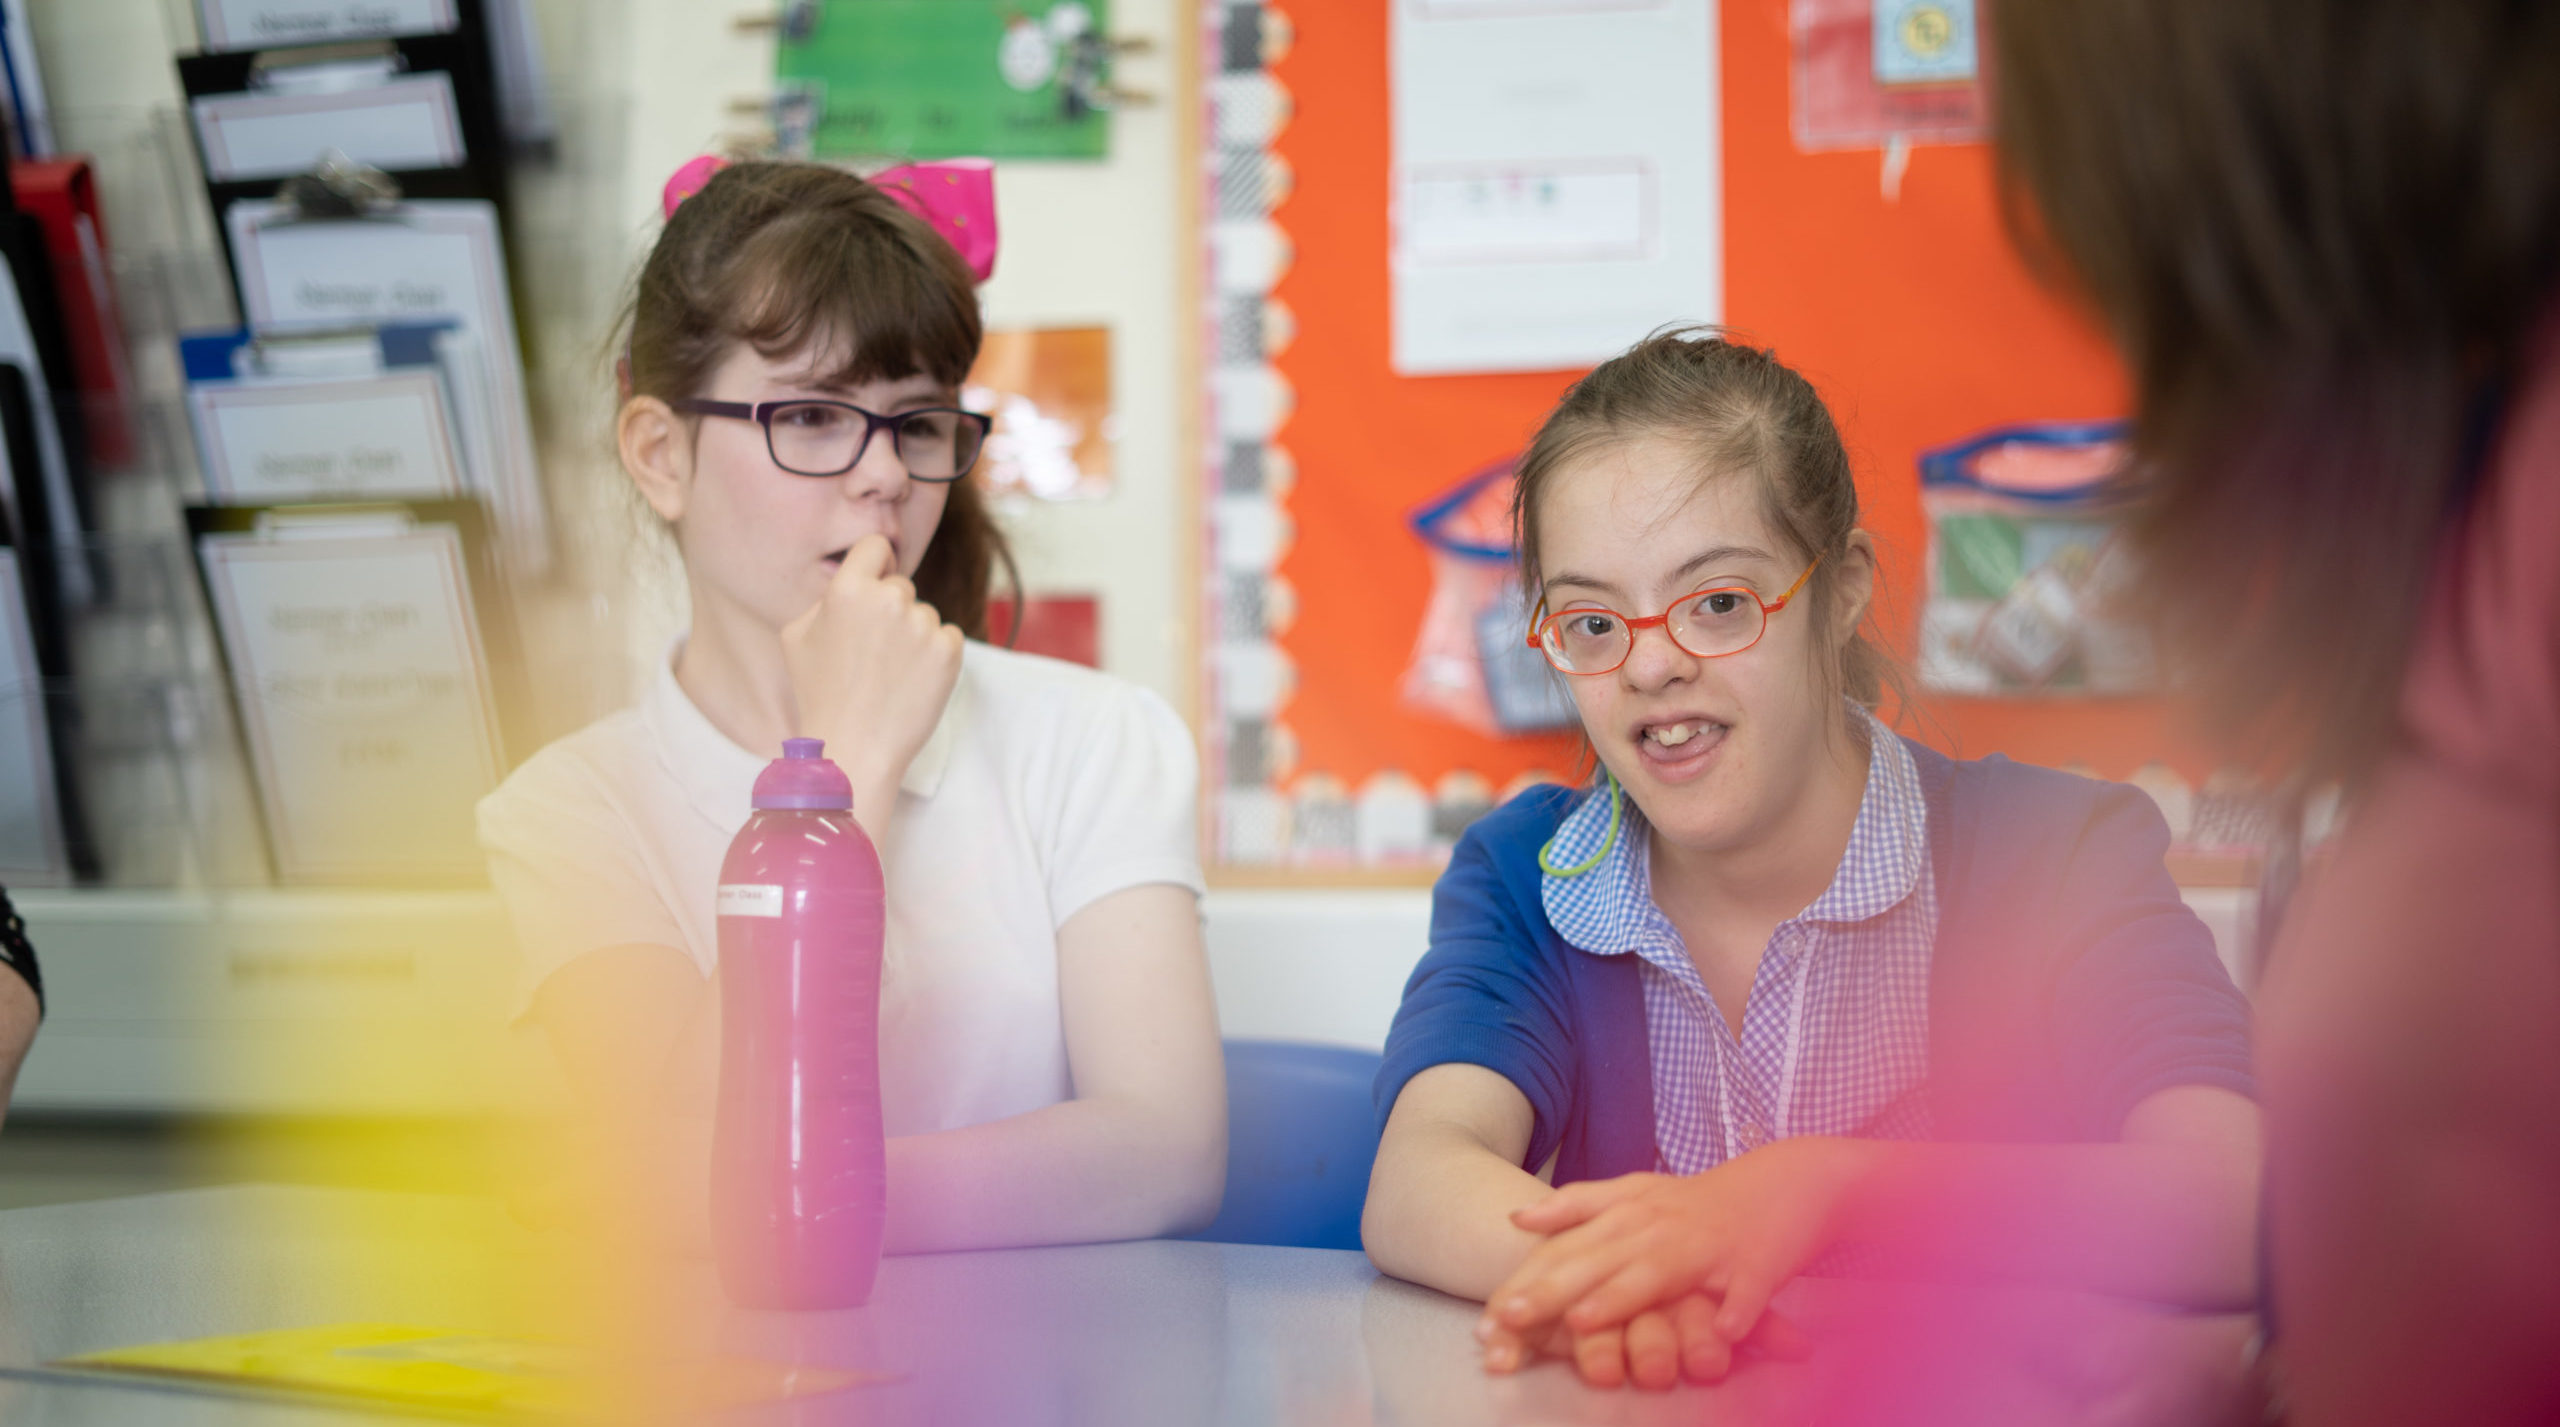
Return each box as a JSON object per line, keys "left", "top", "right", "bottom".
{"left": 1993, "top": 0, "right": 2560, "bottom": 786}
{"left": 618, "top": 160, "right": 1018, "bottom": 638}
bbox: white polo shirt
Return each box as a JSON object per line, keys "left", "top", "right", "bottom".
{"left": 476, "top": 638, "right": 1205, "bottom": 1138}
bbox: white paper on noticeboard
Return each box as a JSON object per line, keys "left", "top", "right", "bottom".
{"left": 191, "top": 71, "right": 467, "bottom": 183}
{"left": 189, "top": 369, "right": 467, "bottom": 502}
{"left": 196, "top": 0, "right": 457, "bottom": 51}
{"left": 1390, "top": 0, "right": 1722, "bottom": 375}
{"left": 197, "top": 513, "right": 502, "bottom": 884}
{"left": 225, "top": 200, "right": 550, "bottom": 571}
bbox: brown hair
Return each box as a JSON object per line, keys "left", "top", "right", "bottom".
{"left": 1512, "top": 328, "right": 1896, "bottom": 723}
{"left": 619, "top": 160, "right": 1018, "bottom": 638}
{"left": 1993, "top": 1, "right": 2560, "bottom": 785}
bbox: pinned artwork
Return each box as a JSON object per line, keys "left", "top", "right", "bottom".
{"left": 775, "top": 0, "right": 1119, "bottom": 161}
{"left": 964, "top": 327, "right": 1114, "bottom": 501}
{"left": 985, "top": 594, "right": 1101, "bottom": 668}
{"left": 1401, "top": 459, "right": 1575, "bottom": 738}
{"left": 1794, "top": 0, "right": 1989, "bottom": 151}
{"left": 1917, "top": 422, "right": 2155, "bottom": 697}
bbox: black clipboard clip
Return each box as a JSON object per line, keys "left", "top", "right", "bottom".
{"left": 244, "top": 37, "right": 410, "bottom": 93}
{"left": 265, "top": 151, "right": 405, "bottom": 226}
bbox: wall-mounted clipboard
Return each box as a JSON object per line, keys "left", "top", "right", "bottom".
{"left": 182, "top": 29, "right": 510, "bottom": 218}
{"left": 192, "top": 70, "right": 469, "bottom": 184}
{"left": 188, "top": 499, "right": 521, "bottom": 885}
{"left": 195, "top": 0, "right": 459, "bottom": 53}
{"left": 182, "top": 325, "right": 471, "bottom": 503}
{"left": 222, "top": 198, "right": 548, "bottom": 570}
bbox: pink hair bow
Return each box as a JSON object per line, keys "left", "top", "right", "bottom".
{"left": 871, "top": 159, "right": 998, "bottom": 284}
{"left": 659, "top": 155, "right": 998, "bottom": 285}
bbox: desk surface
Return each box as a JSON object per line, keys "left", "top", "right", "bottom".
{"left": 0, "top": 1185, "right": 2252, "bottom": 1426}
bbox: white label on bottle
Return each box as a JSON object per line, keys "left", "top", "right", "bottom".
{"left": 716, "top": 884, "right": 784, "bottom": 918}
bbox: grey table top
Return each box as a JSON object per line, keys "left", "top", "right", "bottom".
{"left": 0, "top": 1185, "right": 2255, "bottom": 1426}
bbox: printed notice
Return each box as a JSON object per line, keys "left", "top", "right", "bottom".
{"left": 1399, "top": 162, "right": 1652, "bottom": 266}
{"left": 191, "top": 371, "right": 464, "bottom": 501}
{"left": 226, "top": 199, "right": 549, "bottom": 569}
{"left": 1390, "top": 0, "right": 1720, "bottom": 374}
{"left": 196, "top": 0, "right": 457, "bottom": 50}
{"left": 192, "top": 71, "right": 466, "bottom": 182}
{"left": 197, "top": 513, "right": 502, "bottom": 883}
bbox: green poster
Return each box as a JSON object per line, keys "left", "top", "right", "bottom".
{"left": 777, "top": 0, "right": 1113, "bottom": 161}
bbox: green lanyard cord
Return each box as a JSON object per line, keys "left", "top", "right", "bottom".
{"left": 1537, "top": 772, "right": 1622, "bottom": 878}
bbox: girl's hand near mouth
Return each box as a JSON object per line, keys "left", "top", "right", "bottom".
{"left": 781, "top": 532, "right": 964, "bottom": 842}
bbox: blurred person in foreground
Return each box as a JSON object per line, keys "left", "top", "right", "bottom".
{"left": 1995, "top": 3, "right": 2560, "bottom": 1423}
{"left": 0, "top": 886, "right": 43, "bottom": 1126}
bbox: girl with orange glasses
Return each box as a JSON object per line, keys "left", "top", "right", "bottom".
{"left": 1363, "top": 330, "right": 2264, "bottom": 1391}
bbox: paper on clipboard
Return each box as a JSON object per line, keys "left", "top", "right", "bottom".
{"left": 196, "top": 0, "right": 458, "bottom": 51}
{"left": 1390, "top": 0, "right": 1722, "bottom": 375}
{"left": 192, "top": 71, "right": 467, "bottom": 182}
{"left": 224, "top": 200, "right": 549, "bottom": 570}
{"left": 195, "top": 506, "right": 504, "bottom": 884}
{"left": 192, "top": 370, "right": 464, "bottom": 500}
{"left": 184, "top": 327, "right": 470, "bottom": 502}
{"left": 0, "top": 545, "right": 66, "bottom": 882}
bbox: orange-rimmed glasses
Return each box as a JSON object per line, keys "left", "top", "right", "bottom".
{"left": 1527, "top": 555, "right": 1822, "bottom": 675}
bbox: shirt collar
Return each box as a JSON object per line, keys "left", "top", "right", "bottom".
{"left": 1540, "top": 780, "right": 1658, "bottom": 958}
{"left": 644, "top": 636, "right": 970, "bottom": 833}
{"left": 1537, "top": 705, "right": 1927, "bottom": 947}
{"left": 1801, "top": 708, "right": 1928, "bottom": 925}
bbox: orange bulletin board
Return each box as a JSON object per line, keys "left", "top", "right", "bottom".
{"left": 1207, "top": 0, "right": 2209, "bottom": 875}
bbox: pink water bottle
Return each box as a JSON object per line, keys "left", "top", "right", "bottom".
{"left": 711, "top": 737, "right": 886, "bottom": 1309}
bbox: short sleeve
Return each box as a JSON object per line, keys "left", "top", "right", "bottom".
{"left": 1374, "top": 819, "right": 1578, "bottom": 1171}
{"left": 477, "top": 747, "right": 691, "bottom": 1017}
{"left": 1038, "top": 683, "right": 1206, "bottom": 927}
{"left": 2044, "top": 783, "right": 2257, "bottom": 1136}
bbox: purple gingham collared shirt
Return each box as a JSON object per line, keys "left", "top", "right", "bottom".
{"left": 1540, "top": 707, "right": 1937, "bottom": 1174}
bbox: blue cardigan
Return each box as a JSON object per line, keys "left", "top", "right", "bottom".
{"left": 1376, "top": 738, "right": 2256, "bottom": 1185}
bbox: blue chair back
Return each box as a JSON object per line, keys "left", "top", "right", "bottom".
{"left": 1182, "top": 1039, "right": 1383, "bottom": 1252}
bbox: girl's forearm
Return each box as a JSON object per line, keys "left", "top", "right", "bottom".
{"left": 1829, "top": 1137, "right": 2260, "bottom": 1308}
{"left": 1362, "top": 1127, "right": 1555, "bottom": 1302}
{"left": 881, "top": 1094, "right": 1224, "bottom": 1255}
{"left": 548, "top": 1094, "right": 1218, "bottom": 1258}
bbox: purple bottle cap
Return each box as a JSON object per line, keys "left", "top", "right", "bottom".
{"left": 753, "top": 737, "right": 855, "bottom": 810}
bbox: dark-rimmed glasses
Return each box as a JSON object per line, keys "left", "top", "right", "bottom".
{"left": 1527, "top": 555, "right": 1823, "bottom": 675}
{"left": 669, "top": 397, "right": 992, "bottom": 482}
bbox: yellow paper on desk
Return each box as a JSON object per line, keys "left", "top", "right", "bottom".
{"left": 57, "top": 1322, "right": 883, "bottom": 1419}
